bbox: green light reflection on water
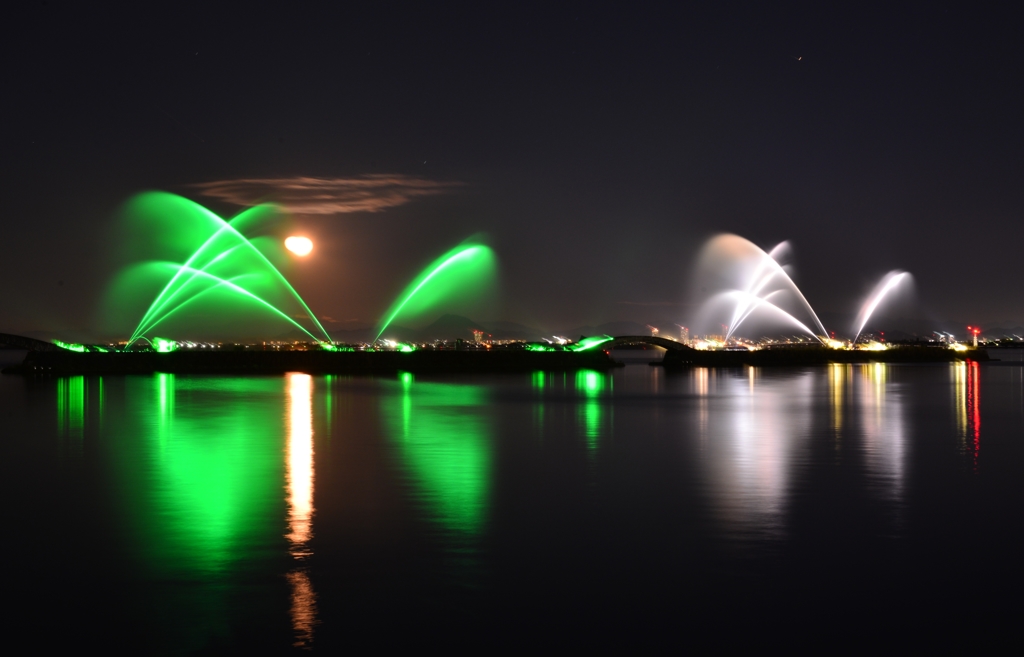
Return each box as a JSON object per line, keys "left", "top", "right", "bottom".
{"left": 323, "top": 374, "right": 334, "bottom": 429}
{"left": 381, "top": 373, "right": 493, "bottom": 536}
{"left": 56, "top": 376, "right": 85, "bottom": 437}
{"left": 575, "top": 369, "right": 611, "bottom": 449}
{"left": 114, "top": 377, "right": 285, "bottom": 578}
{"left": 56, "top": 376, "right": 90, "bottom": 457}
{"left": 102, "top": 375, "right": 292, "bottom": 652}
{"left": 532, "top": 371, "right": 547, "bottom": 434}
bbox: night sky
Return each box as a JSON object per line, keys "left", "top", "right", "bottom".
{"left": 2, "top": 2, "right": 1022, "bottom": 339}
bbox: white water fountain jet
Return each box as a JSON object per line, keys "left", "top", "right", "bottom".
{"left": 852, "top": 271, "right": 911, "bottom": 344}
{"left": 716, "top": 290, "right": 821, "bottom": 339}
{"left": 694, "top": 235, "right": 828, "bottom": 344}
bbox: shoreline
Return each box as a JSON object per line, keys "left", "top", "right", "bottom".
{"left": 0, "top": 344, "right": 991, "bottom": 376}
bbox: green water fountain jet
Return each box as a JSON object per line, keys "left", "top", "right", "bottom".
{"left": 106, "top": 192, "right": 331, "bottom": 346}
{"left": 131, "top": 263, "right": 325, "bottom": 342}
{"left": 375, "top": 241, "right": 497, "bottom": 341}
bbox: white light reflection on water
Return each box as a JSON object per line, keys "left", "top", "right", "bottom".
{"left": 285, "top": 372, "right": 317, "bottom": 648}
{"left": 856, "top": 363, "right": 906, "bottom": 510}
{"left": 694, "top": 367, "right": 710, "bottom": 445}
{"left": 952, "top": 360, "right": 981, "bottom": 471}
{"left": 828, "top": 363, "right": 851, "bottom": 441}
{"left": 699, "top": 369, "right": 814, "bottom": 543}
{"left": 954, "top": 361, "right": 967, "bottom": 440}
{"left": 694, "top": 364, "right": 908, "bottom": 543}
{"left": 12, "top": 359, "right": 1024, "bottom": 651}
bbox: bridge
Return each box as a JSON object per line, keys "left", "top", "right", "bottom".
{"left": 598, "top": 335, "right": 695, "bottom": 352}
{"left": 0, "top": 333, "right": 62, "bottom": 352}
{"left": 1, "top": 331, "right": 697, "bottom": 354}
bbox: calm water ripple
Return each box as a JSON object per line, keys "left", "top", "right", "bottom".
{"left": 2, "top": 350, "right": 1023, "bottom": 651}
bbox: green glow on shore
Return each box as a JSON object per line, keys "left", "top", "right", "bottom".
{"left": 152, "top": 337, "right": 178, "bottom": 353}
{"left": 53, "top": 340, "right": 87, "bottom": 353}
{"left": 525, "top": 343, "right": 556, "bottom": 352}
{"left": 319, "top": 343, "right": 355, "bottom": 352}
{"left": 570, "top": 335, "right": 614, "bottom": 352}
{"left": 376, "top": 242, "right": 497, "bottom": 341}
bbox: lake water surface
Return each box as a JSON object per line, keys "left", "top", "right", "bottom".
{"left": 2, "top": 351, "right": 1023, "bottom": 652}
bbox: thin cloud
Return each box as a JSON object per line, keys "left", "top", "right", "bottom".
{"left": 193, "top": 175, "right": 462, "bottom": 214}
{"left": 292, "top": 314, "right": 342, "bottom": 324}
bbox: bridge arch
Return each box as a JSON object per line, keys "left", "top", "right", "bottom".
{"left": 0, "top": 333, "right": 62, "bottom": 351}
{"left": 601, "top": 335, "right": 695, "bottom": 352}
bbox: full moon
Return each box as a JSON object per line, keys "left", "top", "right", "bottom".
{"left": 285, "top": 236, "right": 313, "bottom": 256}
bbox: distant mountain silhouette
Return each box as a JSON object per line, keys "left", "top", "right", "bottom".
{"left": 478, "top": 320, "right": 545, "bottom": 341}
{"left": 337, "top": 315, "right": 548, "bottom": 342}
{"left": 979, "top": 325, "right": 1024, "bottom": 337}
{"left": 557, "top": 321, "right": 651, "bottom": 339}
{"left": 416, "top": 314, "right": 487, "bottom": 340}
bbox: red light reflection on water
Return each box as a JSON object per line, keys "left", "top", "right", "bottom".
{"left": 968, "top": 360, "right": 981, "bottom": 471}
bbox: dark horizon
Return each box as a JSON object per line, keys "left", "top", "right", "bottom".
{"left": 2, "top": 3, "right": 1021, "bottom": 337}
